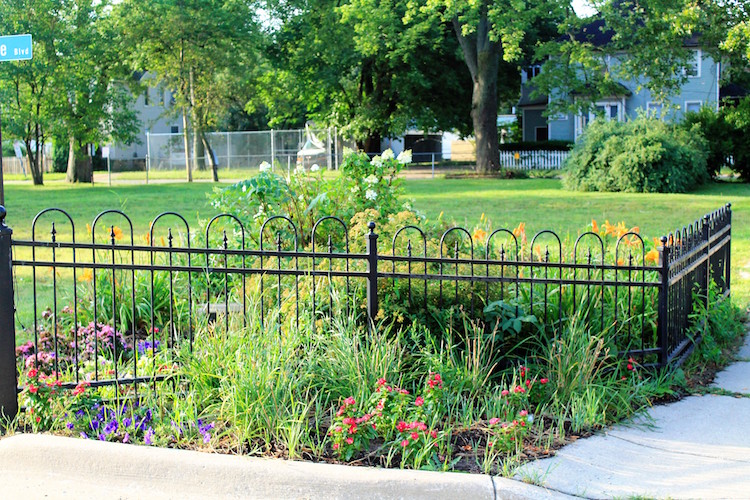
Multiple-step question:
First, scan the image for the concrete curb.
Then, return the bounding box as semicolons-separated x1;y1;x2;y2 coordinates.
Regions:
0;433;571;499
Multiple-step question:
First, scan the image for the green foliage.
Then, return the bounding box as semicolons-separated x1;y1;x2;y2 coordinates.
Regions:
564;116;709;193
687;281;745;366
684;97;750;180
499;141;573;151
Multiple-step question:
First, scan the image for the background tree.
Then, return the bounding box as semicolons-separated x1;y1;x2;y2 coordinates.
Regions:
0;0;62;185
51;0;139;183
403;0;568;173
116;0;260;181
259;0;473;152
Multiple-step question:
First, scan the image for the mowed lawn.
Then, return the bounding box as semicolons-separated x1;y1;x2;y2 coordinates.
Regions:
5;177;749;307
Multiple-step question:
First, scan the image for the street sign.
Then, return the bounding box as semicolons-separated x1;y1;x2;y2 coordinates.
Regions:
0;34;33;62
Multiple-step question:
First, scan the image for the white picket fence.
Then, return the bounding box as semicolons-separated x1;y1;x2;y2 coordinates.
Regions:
499;150;569;170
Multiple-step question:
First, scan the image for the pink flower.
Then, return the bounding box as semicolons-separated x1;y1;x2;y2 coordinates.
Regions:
346;437;354;445
333;443;339;450
376;378;387;386
540;378;549;384
344;396;355;406
519;410;528;417
401;439;409;447
430;430;437;439
396;421;407;432
489;417;501;425
414;396;424;407
501;389;509;396
411;432;419;440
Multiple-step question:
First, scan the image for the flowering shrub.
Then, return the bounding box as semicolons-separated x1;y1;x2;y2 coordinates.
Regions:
21;368;62;431
328;373;445;468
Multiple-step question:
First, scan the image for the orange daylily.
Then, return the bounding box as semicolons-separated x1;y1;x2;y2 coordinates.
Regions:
591;219;599;233
512;222;527;245
472;228;488;242
112;226;124;241
86;223;92;235
78;269;94;282
645;249;659;264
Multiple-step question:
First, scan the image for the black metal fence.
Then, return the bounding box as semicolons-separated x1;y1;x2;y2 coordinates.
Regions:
0;204;732;421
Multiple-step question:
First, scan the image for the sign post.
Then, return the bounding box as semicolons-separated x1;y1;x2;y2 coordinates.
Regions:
0;34;33;206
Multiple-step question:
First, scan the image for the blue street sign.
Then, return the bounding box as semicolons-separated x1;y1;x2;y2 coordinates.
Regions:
0;34;33;62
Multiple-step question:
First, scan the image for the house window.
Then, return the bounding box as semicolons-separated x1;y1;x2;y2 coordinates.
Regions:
525;65;542;81
535;126;548;142
171;126;179;134
647;102;663;117
575;101;622;138
143;88;150;106
685;101;702;114
683;49;701;78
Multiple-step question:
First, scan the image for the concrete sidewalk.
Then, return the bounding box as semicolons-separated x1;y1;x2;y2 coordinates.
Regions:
515;336;750;499
0;433;569;500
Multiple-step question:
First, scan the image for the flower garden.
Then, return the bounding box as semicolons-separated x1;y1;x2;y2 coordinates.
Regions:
5;150;745;475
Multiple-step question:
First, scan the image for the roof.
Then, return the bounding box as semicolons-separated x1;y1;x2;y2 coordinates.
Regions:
517;85;548;107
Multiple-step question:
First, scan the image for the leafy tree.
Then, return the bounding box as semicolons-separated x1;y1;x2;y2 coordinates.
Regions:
403;0;567;172
115;0;260;181
0;0;61;185
259;0;473;152
51;0;139;183
533;0;726;116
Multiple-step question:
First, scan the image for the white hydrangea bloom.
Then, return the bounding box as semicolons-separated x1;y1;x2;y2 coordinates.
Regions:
242;184;247;193
371;155;383;167
259;161;272;172
381;149;394;160
351;185;360;193
365;189;377;200
310;164;321;172
364;174;378;185
397;149;412;164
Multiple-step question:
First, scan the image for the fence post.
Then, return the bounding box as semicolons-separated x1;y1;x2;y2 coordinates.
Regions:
0;206;17;424
725;203;731;293
704;214;710;309
657;235;670;368
366;222;379;329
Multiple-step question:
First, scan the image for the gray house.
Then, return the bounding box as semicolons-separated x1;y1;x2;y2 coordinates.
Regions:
518;20;722;142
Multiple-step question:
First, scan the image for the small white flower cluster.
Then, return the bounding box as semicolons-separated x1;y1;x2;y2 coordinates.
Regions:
259;161;272;173
365;189;377;201
363;174;378;185
295;164;307;174
381;149;394;161
310;164;321;172
397;149;412;164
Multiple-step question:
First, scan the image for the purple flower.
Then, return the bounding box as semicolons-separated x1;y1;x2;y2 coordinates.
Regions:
123;417;132;427
123;432;130;443
80;432;88;439
66;422;74;430
144;427;155;445
98;434;106;441
104;420;118;435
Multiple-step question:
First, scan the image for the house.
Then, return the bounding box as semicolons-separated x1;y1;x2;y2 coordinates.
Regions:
107;73;182;166
518;18;724;142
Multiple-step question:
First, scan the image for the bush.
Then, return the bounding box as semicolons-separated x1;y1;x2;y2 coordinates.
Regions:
563;116;708;193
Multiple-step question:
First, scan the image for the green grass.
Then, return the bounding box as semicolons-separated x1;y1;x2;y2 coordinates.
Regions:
5;176;748;307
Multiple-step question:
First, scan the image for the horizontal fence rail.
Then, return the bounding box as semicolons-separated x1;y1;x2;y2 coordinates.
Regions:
499;150;569;170
0;204;732;420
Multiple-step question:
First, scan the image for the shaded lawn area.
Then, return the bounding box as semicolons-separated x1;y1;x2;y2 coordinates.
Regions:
4;177;748;307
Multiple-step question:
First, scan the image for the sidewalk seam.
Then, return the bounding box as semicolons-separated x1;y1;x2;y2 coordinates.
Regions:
608;433;750;463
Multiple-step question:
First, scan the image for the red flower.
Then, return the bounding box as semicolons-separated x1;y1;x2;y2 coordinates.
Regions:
333;443;339;450
346;437;354;445
411;432;419;440
525;379;531;388
27;368;38;378
401;439;409;447
501;389;509;396
344;396;355;406
627;364;633;371
430;430;437;439
414;396;424;407
348;424;357;434
29;384;38;394
396;421;407;432
519;366;526;377
540;378;549;384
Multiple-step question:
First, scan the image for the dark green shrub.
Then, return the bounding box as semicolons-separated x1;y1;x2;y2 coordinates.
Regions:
564;116;708;193
682;106;733;178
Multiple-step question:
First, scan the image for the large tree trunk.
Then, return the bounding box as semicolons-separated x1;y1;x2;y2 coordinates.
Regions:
201;131;219;182
65;137;93;183
25;131;43;185
357;133;382;154
454;15;501;173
